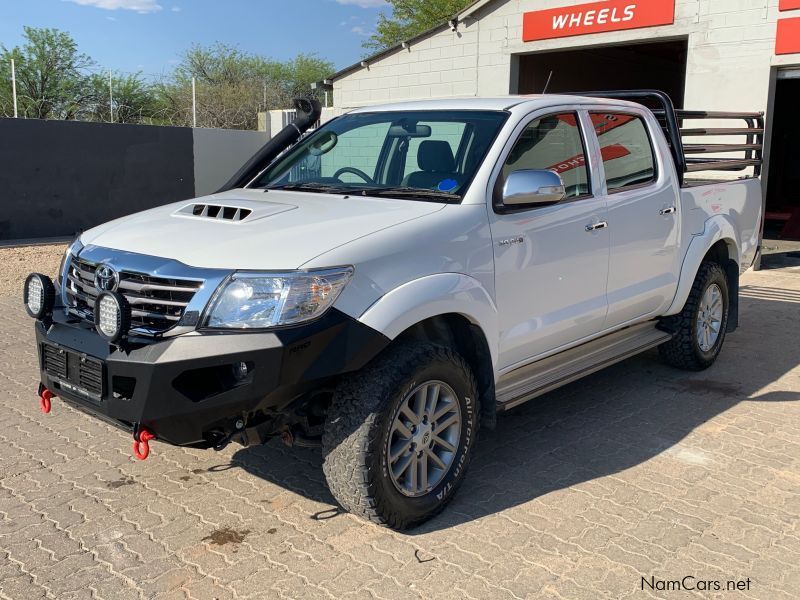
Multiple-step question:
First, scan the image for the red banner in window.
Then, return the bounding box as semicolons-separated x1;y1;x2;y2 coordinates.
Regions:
549;144;630;174
590;114;637;135
779;0;800;11
523;0;675;42
777;18;800;55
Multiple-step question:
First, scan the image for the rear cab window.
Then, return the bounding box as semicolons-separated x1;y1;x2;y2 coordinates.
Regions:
588;113;657;193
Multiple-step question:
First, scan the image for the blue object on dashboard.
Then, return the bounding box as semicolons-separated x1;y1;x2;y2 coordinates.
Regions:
437;179;458;192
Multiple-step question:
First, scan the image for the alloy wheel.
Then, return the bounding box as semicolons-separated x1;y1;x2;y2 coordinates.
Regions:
696;283;723;352
387;381;462;497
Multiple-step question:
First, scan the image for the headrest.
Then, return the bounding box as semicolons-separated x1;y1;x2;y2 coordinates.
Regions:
418;140;456;173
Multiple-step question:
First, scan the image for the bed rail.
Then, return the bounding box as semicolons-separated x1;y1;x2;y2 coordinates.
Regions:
573;90;764;186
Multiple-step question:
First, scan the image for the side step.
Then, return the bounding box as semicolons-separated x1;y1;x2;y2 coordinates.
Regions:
496;322;672;411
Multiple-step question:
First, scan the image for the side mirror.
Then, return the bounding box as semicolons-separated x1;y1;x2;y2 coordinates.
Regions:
501;170;566;207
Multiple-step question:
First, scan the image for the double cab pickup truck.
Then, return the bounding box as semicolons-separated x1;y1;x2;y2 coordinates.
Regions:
24;91;764;529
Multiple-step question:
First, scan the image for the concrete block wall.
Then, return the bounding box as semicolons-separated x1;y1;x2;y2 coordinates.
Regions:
334;24;481;107
332;0;798;116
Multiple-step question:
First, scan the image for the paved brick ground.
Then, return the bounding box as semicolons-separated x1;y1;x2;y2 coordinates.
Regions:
1;268;799;599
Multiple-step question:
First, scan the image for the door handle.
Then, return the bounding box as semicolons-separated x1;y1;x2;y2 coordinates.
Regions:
585;221;609;232
660;206;677;215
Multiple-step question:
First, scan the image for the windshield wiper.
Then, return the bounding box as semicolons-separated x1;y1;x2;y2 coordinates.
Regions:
265;182;352;194
265;183;461;203
348;187;462;203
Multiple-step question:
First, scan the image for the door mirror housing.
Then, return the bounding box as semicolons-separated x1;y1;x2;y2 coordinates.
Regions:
501;170;566;208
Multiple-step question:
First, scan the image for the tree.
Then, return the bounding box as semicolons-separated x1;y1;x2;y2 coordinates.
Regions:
0;26;94;119
83;72;159;124
0;28;333;129
156;44;334;130
364;0;475;52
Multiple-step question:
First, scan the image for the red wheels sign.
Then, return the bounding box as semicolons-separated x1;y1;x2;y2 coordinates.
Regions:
777;0;800;55
776;18;800;55
523;0;676;42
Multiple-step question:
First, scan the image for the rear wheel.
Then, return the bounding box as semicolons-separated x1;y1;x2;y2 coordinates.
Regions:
659;262;730;371
322;343;479;530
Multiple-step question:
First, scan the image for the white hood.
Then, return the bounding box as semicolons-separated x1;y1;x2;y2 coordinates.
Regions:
81;189;445;270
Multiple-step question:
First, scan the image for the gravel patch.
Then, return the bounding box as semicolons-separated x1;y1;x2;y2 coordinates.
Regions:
0;244;66;298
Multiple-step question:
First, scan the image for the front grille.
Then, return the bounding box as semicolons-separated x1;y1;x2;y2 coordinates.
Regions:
64;256;204;334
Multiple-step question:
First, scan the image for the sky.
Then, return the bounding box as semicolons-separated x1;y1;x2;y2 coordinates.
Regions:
0;0;388;78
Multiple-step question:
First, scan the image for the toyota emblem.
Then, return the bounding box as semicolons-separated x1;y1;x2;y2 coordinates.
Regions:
94;265;119;292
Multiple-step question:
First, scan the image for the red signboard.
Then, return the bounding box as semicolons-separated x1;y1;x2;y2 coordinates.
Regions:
523;0;675;42
777;17;800;55
779;0;800;11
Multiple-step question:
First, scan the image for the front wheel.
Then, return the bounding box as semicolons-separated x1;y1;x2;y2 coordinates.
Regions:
322;343;479;530
659;261;730;371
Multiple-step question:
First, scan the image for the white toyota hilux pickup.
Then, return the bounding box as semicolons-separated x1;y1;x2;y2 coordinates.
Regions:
25;92;764;529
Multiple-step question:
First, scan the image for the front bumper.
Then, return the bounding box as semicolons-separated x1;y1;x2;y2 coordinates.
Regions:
35;309;389;447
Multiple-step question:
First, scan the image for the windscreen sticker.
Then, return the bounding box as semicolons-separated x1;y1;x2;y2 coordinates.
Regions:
437;179;459;192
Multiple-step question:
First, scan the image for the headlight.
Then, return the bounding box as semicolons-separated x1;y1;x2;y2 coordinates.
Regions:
205;267;354;329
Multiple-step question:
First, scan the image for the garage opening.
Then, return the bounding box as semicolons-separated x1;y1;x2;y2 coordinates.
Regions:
760;71;800;268
515;40;689;108
765;73;800;242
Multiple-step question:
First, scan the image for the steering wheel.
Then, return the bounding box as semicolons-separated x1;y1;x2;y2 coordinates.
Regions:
333;167;373;184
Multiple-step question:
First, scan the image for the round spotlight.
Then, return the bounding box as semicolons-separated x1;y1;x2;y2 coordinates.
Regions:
24;274;56;320
94;291;131;343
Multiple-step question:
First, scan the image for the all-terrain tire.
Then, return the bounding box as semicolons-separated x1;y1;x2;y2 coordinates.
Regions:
659;261;730;371
322;342;479;530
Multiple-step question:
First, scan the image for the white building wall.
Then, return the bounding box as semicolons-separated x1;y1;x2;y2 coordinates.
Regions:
333;0;800;115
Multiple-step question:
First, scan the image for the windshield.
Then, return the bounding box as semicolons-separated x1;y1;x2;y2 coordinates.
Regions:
250;110;508;201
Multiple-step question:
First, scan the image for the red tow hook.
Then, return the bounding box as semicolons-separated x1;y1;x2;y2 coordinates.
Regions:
133;429;156;460
39;388;55;414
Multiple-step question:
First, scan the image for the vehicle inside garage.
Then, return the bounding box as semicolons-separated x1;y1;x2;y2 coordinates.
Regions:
514;40;689;108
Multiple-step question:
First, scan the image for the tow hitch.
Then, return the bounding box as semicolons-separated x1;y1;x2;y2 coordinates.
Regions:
38;385;54;414
133;428;156;460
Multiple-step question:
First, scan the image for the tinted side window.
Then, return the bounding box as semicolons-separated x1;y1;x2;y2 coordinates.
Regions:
502;113;590;199
589;113;656;192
